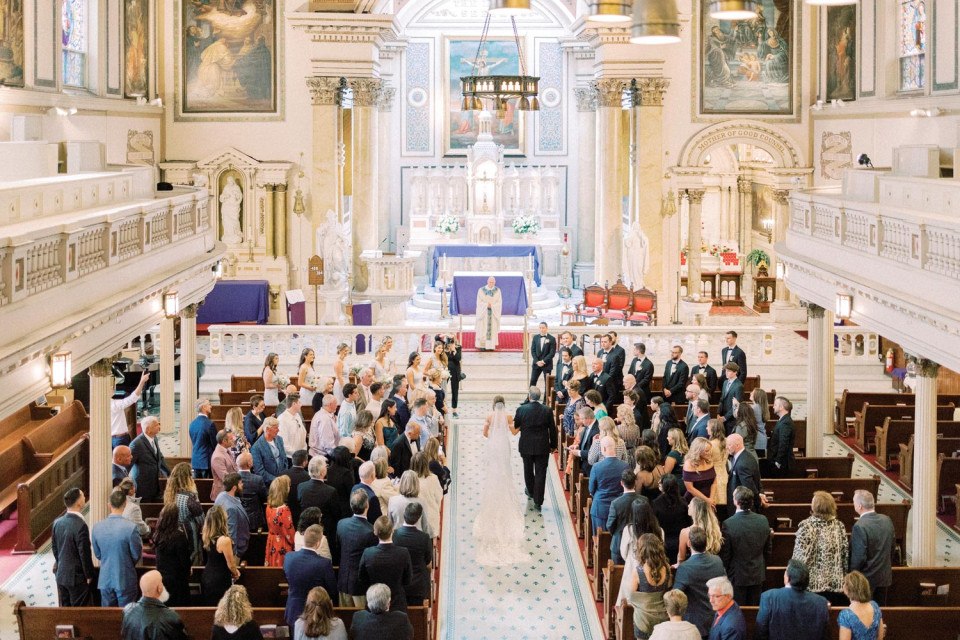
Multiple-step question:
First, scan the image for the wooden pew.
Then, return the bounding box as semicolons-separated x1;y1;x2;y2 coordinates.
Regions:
16;602;432;640
158;477;214;499
763;566;960;606
876;419;960;470
21;400;88;464
836;390;960;434
593;529;612;601
211;403;251;421
898;436;960;489
793;455;854;478
764;500;910;558
232;375;265;392
856;403;957;453
938;454;960;513
762;476;880;503
0;399;55;516
136;566;289;607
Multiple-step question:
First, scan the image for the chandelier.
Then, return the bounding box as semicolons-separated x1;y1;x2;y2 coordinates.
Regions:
460;14;540;119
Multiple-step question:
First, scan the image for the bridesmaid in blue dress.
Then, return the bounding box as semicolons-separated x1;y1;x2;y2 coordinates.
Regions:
838;571;884;640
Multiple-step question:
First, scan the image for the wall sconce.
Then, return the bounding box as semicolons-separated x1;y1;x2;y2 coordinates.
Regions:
660;190;677;217
163;291;179;318
775;261;785;280
835;293;852;319
51;351;72;388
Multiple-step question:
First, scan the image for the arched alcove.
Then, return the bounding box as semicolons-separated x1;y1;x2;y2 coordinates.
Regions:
677;119;805;169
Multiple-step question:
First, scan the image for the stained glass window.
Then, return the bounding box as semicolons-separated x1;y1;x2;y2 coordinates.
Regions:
61;0;87;88
899;0;926;91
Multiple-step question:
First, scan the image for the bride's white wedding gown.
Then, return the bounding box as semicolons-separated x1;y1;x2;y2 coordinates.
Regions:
472;405;530;566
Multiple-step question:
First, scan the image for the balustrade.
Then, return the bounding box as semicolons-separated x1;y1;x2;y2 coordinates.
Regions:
812;204;835;240
925;227;960;279
74;226;107;277
879;218;914;264
841;210;871;251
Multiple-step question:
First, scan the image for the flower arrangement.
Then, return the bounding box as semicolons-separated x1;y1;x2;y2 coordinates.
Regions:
709;244;734;257
436;214;460;234
275;373;290;388
512;214;540;236
349;364;364;378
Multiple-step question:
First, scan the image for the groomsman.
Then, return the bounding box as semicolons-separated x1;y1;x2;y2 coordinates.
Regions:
662;345;689;404
559;331;583;358
719;363;744;430
597;334;624;406
529;322;557;390
690;351;719;393
722;331;748;383
554;348;574;404
589;360;612;405
628;343;654;402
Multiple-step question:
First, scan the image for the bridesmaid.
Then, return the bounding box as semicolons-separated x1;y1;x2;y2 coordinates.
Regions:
298;348;317;406
405;352;424;393
262;352;280;406
332;342;351;403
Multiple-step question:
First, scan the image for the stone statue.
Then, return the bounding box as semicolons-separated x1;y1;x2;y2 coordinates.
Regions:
219;175;243;245
622;223;650;289
315;209;349;288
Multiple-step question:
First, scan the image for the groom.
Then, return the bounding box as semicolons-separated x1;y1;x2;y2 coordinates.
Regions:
511;387;557;512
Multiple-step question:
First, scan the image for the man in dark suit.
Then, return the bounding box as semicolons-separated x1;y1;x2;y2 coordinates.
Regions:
755;559;829;640
130;415;169;502
589;359;612;405
672;526;727;638
280;449;310;525
389;421;421;477
570;406;600;478
726;434;765;515
721;331;748;383
530;322;557;390
337;490;379;607
766;396;795;478
690;351;719;393
283;524;337;627
718;363;743;433
358;516;413;612
605;469;639;564
510;387;557;512
589;437;630;532
236;452;267;532
188;398;217;479
391;377;411;431
850;489;896;604
350;584;414;640
600;333;626;406
688;399;710;441
112;445;132;488
559;330;583;358
353;461;384;524
662;345;690;403
706;576;747;640
51;488;95;606
554;347;574;404
300;456;342;557
250;417;289;485
392;502;433;607
629;342;655;402
720;487;772;606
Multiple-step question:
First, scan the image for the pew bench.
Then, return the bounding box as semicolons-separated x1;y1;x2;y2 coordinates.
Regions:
762;476;880;504
794;455;854;478
21;400;88;464
855;403;956;454
876;420;960;470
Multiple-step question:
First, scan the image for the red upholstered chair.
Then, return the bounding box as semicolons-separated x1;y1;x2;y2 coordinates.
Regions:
577;284;607;320
627;288;657;326
602;279;632;325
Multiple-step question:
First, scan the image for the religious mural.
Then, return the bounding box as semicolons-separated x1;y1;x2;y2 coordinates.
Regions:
124;0;149;97
445;37;523;155
699;0;795;116
751;182;774;236
826;5;855;101
0;0;23;87
179;0;277;116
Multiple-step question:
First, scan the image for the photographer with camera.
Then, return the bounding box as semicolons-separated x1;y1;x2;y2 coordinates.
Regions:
442;334;463;418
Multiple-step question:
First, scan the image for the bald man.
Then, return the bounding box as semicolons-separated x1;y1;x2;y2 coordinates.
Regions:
726;433;765;515
120;570;186;640
588;436;629;532
113;445;132;488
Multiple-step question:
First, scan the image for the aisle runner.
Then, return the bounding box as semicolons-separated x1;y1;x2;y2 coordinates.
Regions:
437;402;603;639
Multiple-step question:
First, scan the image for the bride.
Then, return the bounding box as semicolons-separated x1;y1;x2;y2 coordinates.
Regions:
472;395;529;566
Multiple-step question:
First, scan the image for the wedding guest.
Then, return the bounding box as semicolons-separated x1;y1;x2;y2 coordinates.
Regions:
211;429;239;501
388;471;431;536
116;478;150;537
376;400;400;448
766;396;795;477
293;508;331;559
120;570;186;640
92;489;143;607
792;491;849;605
652;475;690;563
189;399;217;479
352;461;384;524
720;487;772;606
619;496;664;567
366;382;386;418
214;473;250;559
618;533;671;640
211;585;262;640
672;527;727;638
201;506;241;606
617;403;641;452
152;503;192;607
279;393;308;460
608;469;639;565
251;417;289;485
570;355;593;397
588;418;629;465
299;457;341;558
838;571;885;640
282;450;311;525
130;415;169;502
237;452;267;532
244;395;267;445
284;525;337;629
648;590;701;640
850;490;895;605
392;502;433;607
663;428;688;478
706;576;746;640
708;420;729;514
677;497;723;565
733;402;760;455
756;560;830;640
562;380;585;437
113;445;132;487
349;584;413;640
111;370;149;449
634;446;663;500
294;587;348;640
357;516;414;612
51;488;95;607
682;438;716;506
163;463;205;565
265;475;296;567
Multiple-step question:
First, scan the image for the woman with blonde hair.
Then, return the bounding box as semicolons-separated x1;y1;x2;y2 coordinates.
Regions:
793;491;849;604
423;436;451;493
370;451;399;510
388;470;432;536
212;585;260;639
588;417;628;465
201;505;240;605
569;355;592;396
265;475;295;567
332;342;351;403
617;403;641;451
839;571;885;640
707;419;728;510
411;452;443;539
681;437;716;506
618;533;671;639
662;428;688;478
224;406;249;455
163;462;205;565
295;586;348;640
676;496;723;563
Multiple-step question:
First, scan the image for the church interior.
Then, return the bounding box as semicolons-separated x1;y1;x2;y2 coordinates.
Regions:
2;0;960;637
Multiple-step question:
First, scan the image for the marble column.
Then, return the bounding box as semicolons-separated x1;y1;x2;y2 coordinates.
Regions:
306;77;344;227
159;314;175;434
88;358;114;524
686;189;705;298
263;184;275;258
377;88;396;252
349;78;382;292
574;87;597;285
637;79;668;296
273;184;288;257
593;78;625;286
738;177;754;300
912;357;940;565
804;303;834;457
179;304;198;458
772;189;791;302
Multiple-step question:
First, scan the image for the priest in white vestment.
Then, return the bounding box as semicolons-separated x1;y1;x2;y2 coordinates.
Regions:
475;276;502;351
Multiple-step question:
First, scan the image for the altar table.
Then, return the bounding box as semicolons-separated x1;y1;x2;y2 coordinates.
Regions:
432;245;541;286
450;271;528;316
197;279;270;324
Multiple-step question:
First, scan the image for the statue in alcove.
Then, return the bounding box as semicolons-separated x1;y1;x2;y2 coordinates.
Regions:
219;174;243;245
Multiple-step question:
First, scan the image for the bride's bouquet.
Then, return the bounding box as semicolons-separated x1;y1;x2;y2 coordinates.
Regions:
275;373;290;388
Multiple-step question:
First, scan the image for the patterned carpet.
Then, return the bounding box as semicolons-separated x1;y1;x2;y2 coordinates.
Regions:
438;401;604;639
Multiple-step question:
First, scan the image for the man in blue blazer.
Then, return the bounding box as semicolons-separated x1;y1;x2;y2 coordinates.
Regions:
755;559;829;640
51;488;95;606
188;398;217;478
391;377;411;430
91;490;143;606
673;527;727;638
718;363;743;433
357;516;413;613
688;399;711;441
337;490;379;607
283;524;337;627
352;461;383;524
571;406;600;478
706;576;747;640
250;417;289;485
588;437;630;532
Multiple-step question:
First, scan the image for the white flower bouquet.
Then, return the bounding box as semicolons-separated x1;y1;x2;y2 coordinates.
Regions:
436;214;460;234
512;214;540;236
276;373;290;388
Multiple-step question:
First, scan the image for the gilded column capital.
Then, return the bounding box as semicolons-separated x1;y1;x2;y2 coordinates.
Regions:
574;86;598;112
910;357;940;378
806;302;825;319
349;78;384;107
307;76;343;106
89;358;114;378
377;86;396;112
274;183;288;192
772;189;791;205
591;78;626;108
637;77;669;107
181;303;199;319
686;189;705;205
737;176;751;194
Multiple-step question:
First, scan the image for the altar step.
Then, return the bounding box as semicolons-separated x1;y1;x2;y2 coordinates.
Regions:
410;285;564;312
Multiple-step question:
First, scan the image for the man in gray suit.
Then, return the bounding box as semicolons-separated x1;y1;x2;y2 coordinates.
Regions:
720;487;772;606
129;416;169;502
673;526;727;638
850;489;896;605
92;489;143;606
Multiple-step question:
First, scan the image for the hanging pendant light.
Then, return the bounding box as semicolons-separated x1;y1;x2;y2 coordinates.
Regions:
805;0;857;5
587;0;632;23
707;0;758;20
631;0;681;44
460;15;540;119
489;0;531;16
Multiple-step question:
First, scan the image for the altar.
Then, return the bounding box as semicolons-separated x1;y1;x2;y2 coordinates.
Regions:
431;245;540;286
450;271;528;316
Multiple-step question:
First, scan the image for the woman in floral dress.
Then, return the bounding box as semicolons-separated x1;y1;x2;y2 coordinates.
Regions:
264;475;295;567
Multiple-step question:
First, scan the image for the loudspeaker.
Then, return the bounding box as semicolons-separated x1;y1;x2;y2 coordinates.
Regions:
396;226;410;255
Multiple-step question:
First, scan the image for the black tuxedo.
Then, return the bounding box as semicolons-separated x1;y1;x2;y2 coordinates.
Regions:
514;400;557;508
590;371;612;405
554;359;573;403
530;333;557;387
358;543;413;611
336;515;378;596
719;376;744;428
721;345;748;382
727;449;763;515
662;359;690;403
606;492;639;564
578;420;601;478
690;363;718;393
298;479;341;557
389;435;418;477
606;345;626;380
721;509;772;605
393;524;433;605
767;414;795;477
130;432;169;502
630;356;655;402
51;512;95;606
350;609;413;640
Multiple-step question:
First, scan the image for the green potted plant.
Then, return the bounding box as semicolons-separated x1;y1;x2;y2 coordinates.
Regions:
745;249;770;276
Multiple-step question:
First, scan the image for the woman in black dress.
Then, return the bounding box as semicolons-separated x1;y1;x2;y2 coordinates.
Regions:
152;503;192;607
201;506;240;606
651;474;691;563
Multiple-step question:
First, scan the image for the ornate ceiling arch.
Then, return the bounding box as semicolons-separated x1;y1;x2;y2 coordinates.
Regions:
676;120;805;169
